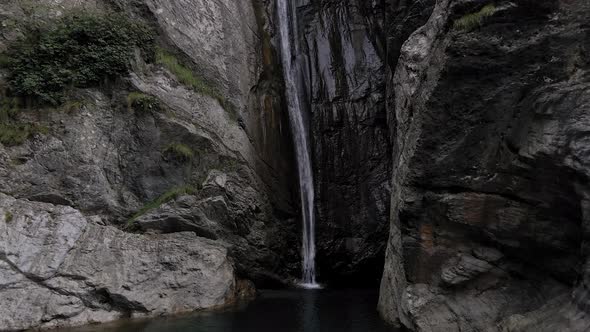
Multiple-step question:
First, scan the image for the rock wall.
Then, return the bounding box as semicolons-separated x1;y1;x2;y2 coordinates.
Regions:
2;0;590;330
0;0;299;279
0;0;297;329
291;0;392;285
378;0;590;331
0;194;237;330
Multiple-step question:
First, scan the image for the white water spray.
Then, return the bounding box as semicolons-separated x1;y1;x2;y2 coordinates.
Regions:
276;0;319;288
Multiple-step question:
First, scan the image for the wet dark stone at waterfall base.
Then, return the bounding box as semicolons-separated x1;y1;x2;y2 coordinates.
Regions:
56;289;396;332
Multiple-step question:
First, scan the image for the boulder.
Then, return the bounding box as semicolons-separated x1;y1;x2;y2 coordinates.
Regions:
0;194;237;330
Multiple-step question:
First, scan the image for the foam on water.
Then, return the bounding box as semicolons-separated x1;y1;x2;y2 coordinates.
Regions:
298;282;323;290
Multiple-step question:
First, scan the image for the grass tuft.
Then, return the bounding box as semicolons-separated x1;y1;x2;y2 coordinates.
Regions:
0;123;49;146
453;4;496;31
0;97;48;146
126;186;196;226
155;48;236;117
5;211;13;223
0;97;20;121
126;92;160;113
163;143;194;162
60;100;85;113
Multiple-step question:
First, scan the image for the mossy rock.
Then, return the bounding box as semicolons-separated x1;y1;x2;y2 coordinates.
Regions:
127;92;161;113
163;143;194;162
0;97;49;146
454;4;497;31
155;48;237;119
0;123;48;146
126;185;197;227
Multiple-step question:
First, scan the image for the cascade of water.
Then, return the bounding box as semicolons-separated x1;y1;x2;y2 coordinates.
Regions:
276;0;319;288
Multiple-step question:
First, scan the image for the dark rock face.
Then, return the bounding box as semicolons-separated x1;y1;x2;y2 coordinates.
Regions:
291;0;392;285
286;0;437;286
379;0;590;330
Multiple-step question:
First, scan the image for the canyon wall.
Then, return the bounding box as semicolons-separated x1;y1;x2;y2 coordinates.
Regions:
1;0;590;330
378;0;590;331
0;0;297;329
292;0;392;285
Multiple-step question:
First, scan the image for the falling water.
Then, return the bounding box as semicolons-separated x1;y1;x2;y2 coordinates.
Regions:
276;0;319;288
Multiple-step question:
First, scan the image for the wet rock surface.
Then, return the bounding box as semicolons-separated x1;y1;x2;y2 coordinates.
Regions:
292;0;392;286
287;0;437;286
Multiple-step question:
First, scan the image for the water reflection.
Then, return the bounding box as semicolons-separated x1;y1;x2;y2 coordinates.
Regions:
58;289;397;332
301;290;319;332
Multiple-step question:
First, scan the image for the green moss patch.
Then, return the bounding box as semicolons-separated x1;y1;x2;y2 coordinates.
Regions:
454;4;496;31
0;54;11;68
0;97;48;146
0;97;20;121
127;92;160;113
59;100;86;113
0;123;48;146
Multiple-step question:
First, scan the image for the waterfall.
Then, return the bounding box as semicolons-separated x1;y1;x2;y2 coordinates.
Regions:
276;0;319;288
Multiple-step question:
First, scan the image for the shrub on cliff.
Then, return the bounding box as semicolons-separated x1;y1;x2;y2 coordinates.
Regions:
4;11;154;105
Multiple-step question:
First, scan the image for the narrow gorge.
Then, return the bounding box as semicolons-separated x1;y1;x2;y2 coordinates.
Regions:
0;0;589;331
